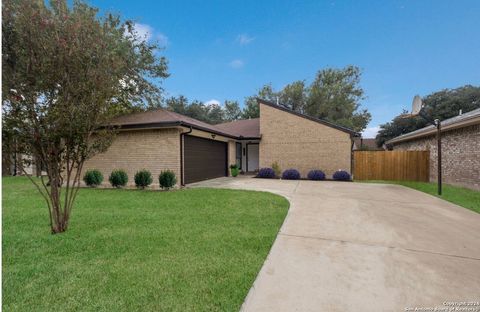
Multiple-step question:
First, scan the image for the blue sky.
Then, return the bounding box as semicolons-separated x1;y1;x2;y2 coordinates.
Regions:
92;0;480;137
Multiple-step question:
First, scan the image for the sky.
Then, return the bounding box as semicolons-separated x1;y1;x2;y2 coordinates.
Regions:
91;0;480;137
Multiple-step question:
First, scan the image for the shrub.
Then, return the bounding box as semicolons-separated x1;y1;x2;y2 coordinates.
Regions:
83;169;103;187
307;170;326;181
282;169;301;180
109;169;128;188
333;170;351;181
271;161;281;177
257;167;276;179
230;164;239;177
159;170;177;190
134;169;153;189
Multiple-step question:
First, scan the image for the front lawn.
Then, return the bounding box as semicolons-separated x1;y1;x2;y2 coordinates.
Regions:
2;177;289;311
360;180;480;213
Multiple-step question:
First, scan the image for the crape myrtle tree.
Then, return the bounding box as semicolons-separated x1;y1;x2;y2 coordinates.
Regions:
2;0;168;233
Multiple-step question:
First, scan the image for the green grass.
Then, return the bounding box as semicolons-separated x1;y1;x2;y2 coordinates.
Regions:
2;177;289;311
360;180;480;213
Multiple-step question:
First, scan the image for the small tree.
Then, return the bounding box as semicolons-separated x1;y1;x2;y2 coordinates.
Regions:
2;0;168;233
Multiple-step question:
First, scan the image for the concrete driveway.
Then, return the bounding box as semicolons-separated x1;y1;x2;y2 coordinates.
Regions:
189;177;480;312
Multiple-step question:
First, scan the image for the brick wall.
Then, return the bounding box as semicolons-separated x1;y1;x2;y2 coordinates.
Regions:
227;140;236;176
259;103;352;178
83;128;181;187
392;124;480;190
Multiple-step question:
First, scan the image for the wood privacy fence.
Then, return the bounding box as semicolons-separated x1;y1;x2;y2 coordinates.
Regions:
354;151;429;181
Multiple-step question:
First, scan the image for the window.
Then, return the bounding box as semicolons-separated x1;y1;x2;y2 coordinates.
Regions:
236;142;242;169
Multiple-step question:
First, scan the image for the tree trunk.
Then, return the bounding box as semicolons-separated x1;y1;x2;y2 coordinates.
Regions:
48;165;70;234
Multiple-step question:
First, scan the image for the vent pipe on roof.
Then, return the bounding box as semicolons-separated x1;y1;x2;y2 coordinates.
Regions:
276;96;279;105
459;109;463;115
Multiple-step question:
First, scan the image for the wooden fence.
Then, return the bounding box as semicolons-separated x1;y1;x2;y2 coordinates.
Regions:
354;151;429;181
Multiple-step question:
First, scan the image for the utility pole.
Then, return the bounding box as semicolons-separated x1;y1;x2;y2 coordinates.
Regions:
435;119;442;195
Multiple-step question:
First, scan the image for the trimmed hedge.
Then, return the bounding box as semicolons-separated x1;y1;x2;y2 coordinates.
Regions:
333;170;351;181
83;169;103;187
109;169;128;188
307;170;326;181
159;170;176;190
134;169;153;189
282;169;300;180
257;168;276;179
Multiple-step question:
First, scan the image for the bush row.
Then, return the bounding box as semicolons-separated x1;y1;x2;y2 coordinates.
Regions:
257;168;351;181
83;169;176;189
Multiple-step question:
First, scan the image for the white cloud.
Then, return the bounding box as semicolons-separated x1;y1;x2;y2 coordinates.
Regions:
132;23;169;46
229;59;244;69
133;23;153;41
156;33;169;47
205;99;221;106
362;126;380;138
236;34;255;45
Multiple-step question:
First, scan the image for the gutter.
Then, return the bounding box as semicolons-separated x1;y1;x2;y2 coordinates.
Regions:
179;125;193;186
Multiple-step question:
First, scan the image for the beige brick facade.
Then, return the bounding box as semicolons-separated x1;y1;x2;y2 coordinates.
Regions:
81;104;354;184
228;140;236;176
83;128;181;187
259;103;352;178
392;124;480;190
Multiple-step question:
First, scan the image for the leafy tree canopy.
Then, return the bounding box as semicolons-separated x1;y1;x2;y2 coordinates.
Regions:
240;66;371;132
2;0;168;233
241;84;277;119
164;96;233;124
376;85;480;147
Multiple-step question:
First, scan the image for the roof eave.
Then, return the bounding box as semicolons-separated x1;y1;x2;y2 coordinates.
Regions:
386;115;480;145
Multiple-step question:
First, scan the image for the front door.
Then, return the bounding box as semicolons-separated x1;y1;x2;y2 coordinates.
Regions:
247;144;259;172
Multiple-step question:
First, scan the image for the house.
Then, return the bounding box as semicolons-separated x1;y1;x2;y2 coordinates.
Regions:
386;108;480;190
352;138;384;151
82;98;358;186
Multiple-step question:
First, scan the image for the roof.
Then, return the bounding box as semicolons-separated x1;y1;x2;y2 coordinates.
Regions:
386;108;480;145
353;138;383;150
110;108;240;139
215;118;260;138
109;98;360;139
257;98;359;136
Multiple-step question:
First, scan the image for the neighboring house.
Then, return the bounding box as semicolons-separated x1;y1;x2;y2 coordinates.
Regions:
353;138;384;151
386;108;480;190
82;98;358;186
2;153;40;177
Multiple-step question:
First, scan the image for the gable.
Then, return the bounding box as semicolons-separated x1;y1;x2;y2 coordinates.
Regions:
257;99;357;135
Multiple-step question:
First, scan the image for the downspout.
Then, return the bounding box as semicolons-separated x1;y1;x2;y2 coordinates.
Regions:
350;134;356;178
180;125;193;186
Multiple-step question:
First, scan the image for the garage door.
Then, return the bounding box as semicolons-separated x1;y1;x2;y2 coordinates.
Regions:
184;135;227;184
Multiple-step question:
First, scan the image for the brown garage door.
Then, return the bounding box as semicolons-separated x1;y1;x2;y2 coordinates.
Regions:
184;135;227;184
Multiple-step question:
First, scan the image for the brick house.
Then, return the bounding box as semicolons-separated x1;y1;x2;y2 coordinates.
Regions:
386;108;480;190
82;98;358;186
